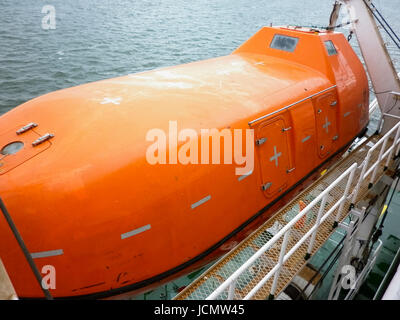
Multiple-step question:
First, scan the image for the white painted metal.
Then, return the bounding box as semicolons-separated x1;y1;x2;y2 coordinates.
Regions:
351;120;400;203
270;228;292;298
382;258;400;300
369;97;379;115
342;0;400;134
307;196;328;255
328;1;342;29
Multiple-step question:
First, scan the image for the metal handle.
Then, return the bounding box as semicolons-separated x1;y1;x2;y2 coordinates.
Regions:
256;137;267;146
32;133;54;147
16;123;38;135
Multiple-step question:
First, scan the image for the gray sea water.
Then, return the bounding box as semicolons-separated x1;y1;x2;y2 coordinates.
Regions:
0;0;399;116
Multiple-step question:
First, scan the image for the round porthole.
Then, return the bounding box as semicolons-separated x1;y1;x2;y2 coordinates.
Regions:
1;141;24;155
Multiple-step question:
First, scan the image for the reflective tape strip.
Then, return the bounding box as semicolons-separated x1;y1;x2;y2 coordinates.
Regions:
31;249;63;259
121;224;151;240
238;170;253;182
301;135;311;143
191;195;211;209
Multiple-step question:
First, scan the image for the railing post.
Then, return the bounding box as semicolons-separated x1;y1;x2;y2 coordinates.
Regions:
227;279;237;300
352;151;371;204
269;228;291;300
385;125;400;168
334;166;356;226
370;137;389;187
395;128;400;157
305;195;327;260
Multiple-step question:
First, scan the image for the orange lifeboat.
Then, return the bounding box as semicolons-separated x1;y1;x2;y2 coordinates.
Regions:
0;26;369;298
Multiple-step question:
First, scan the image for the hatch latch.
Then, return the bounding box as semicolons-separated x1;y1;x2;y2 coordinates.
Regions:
32;133;54;147
256;137;267;146
16;123;38;135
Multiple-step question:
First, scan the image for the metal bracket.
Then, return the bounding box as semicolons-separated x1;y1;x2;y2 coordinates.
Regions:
338;222;351;231
32;133;54;147
330;101;337;106
282;127;292;132
350;208;364;218
261;182;272;191
286;167;296;173
255;137;267;146
16;123;38;135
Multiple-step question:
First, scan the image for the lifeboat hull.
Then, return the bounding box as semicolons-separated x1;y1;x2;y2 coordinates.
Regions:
0;27;369;298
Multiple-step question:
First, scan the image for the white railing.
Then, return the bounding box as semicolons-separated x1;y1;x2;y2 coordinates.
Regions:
351;119;400;203
207;119;400;300
369;97;379;115
206;163;358;300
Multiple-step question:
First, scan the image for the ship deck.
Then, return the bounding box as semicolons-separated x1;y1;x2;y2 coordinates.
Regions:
0;258;17;300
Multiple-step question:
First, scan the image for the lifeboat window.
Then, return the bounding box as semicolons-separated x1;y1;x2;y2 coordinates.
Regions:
270;34;299;52
1;141;24;155
325;40;337;56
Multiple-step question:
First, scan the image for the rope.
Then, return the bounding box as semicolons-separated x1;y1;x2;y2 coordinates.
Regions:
363;0;400;50
297;21;352;31
370;1;400;44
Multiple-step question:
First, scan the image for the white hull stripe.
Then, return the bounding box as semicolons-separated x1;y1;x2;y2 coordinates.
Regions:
121;224;151;240
301;135;311;143
191;195;211;209
31;249;64;259
238;170;253;181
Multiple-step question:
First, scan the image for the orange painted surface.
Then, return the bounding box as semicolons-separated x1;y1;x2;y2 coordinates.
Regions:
295;200;308;230
0;27;368;298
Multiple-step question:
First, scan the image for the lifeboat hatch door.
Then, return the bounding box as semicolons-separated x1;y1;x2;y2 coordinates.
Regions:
256;117;291;198
0;125;52;175
313;91;338;158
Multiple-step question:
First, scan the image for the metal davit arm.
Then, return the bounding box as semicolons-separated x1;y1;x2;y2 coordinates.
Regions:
340;0;400;134
0;198;53;300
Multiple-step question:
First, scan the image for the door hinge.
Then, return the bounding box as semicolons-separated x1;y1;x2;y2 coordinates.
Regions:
32;133;54;147
256;137;267;146
261;182;272;191
16;122;38;135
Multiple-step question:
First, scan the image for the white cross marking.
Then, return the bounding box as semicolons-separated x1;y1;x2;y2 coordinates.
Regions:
269;146;282;167
323;117;331;134
100;97;122;105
